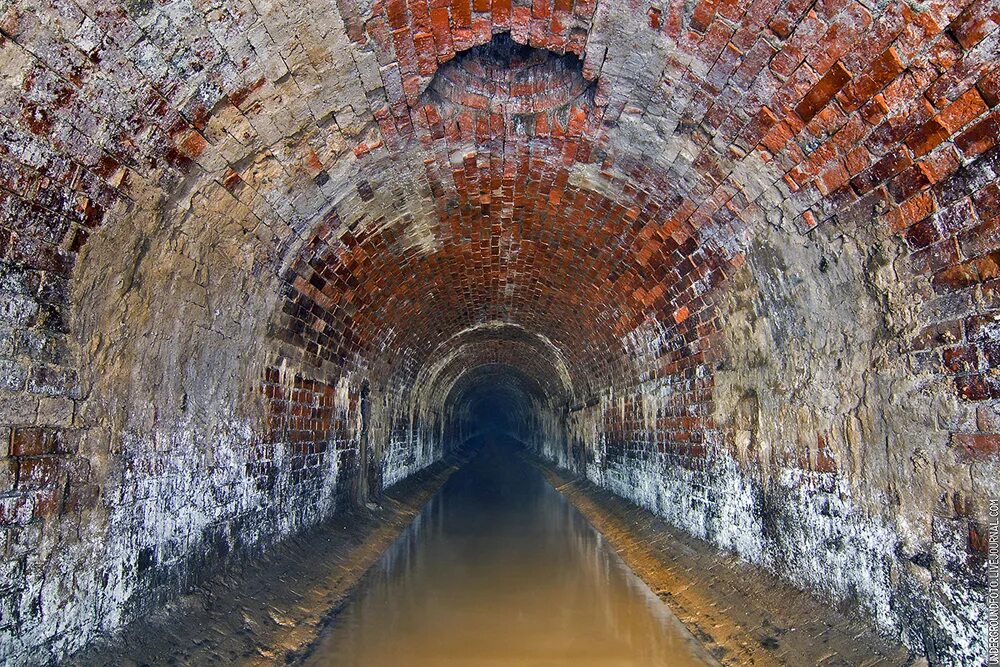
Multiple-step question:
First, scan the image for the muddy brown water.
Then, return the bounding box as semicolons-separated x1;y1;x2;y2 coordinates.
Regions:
303;442;714;666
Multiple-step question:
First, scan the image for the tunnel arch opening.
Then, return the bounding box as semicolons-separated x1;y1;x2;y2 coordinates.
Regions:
446;364;547;446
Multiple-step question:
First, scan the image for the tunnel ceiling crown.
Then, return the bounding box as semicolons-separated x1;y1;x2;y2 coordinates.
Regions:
272;27;721;412
425;32;595;113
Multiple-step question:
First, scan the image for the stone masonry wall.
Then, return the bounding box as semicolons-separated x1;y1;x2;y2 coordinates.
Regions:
543;185;995;664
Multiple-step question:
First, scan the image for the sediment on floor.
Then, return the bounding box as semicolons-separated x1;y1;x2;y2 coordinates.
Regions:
530;455;919;667
69;455;468;667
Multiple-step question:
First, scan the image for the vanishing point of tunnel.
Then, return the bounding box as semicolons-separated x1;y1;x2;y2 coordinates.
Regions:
0;0;998;665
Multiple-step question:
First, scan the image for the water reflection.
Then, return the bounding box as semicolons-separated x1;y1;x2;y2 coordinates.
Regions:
304;441;713;666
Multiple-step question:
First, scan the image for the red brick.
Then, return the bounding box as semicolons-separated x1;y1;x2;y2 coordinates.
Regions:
978;69;1000;108
956;374;1000;401
917;145;962;185
648;7;662;30
430;7;454;56
889;163;931;202
886;191;936;232
905;117;950;157
690;0;718;32
942;345;980;373
9;428;58;456
959;215;1000;259
951;433;1000;460
967;313;1000;342
175;129;207;159
817;162;850;194
851;148;912;194
974;251;1000;282
492;0;512;25
954;111;1000;158
936;197;977;237
532;0;552;20
16;457;61;490
385;0;408;29
452;0;472;28
948;1;1000;50
926;33;963;73
905;217;941;249
768;0;813;39
911;320;962;351
839;47;904;112
413;32;438;74
939;88;989;132
933;260;980;290
973;182;1000;223
33;488;64;519
859;94;890;125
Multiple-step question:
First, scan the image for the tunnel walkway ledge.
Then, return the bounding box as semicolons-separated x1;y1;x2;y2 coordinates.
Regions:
526;454;921;667
68;451;472;667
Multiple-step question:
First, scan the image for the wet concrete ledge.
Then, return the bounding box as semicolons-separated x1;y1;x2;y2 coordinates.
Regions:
69;454;469;666
530;456;921;667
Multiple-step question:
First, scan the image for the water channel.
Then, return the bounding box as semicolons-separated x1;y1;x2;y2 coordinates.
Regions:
304;440;713;666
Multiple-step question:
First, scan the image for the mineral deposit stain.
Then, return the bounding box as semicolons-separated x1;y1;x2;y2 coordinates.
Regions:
304;441;713;666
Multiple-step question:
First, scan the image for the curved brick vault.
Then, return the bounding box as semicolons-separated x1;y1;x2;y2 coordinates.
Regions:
0;0;997;663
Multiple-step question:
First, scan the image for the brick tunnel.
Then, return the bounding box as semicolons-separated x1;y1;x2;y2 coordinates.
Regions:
0;0;997;664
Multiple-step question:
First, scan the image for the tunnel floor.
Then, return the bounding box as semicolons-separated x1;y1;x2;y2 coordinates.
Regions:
302;441;714;666
70;442;911;666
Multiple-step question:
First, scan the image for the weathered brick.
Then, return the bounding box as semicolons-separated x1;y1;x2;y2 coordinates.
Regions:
9;429;53;457
977;403;1000;431
839;47;904;112
956;374;1000;401
15;457;61;490
905;217;940;249
978;69;1000;108
938;88;989;132
888;163;931;202
948;1;1000;49
954;111;1000;158
886;191;936;232
951;433;1000;460
0;496;32;527
851;148;912;194
0;459;15;492
905;117;950;157
794;62;852;124
942;345;980;373
911;320;963;351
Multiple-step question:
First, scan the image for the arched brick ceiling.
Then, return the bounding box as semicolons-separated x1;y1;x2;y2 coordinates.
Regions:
286;0;996;412
270;17;740;402
1;0;997;406
272;138;731;401
427;32;593;113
